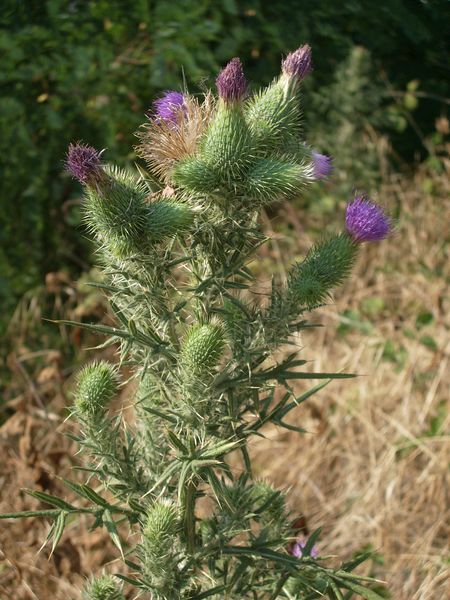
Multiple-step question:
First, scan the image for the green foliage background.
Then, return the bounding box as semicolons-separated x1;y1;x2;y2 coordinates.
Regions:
1;0;449;331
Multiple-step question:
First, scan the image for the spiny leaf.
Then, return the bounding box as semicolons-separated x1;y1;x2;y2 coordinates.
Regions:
25;490;76;511
103;509;124;558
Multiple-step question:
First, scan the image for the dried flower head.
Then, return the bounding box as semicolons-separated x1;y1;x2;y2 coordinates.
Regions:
66;143;103;184
216;58;247;102
312;151;333;179
346;196;391;242
153;91;186;123
137;93;215;183
290;536;319;559
282;44;313;80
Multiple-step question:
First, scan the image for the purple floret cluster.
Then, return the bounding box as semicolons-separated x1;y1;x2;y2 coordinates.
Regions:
153;91;185;123
66;143;102;184
290;536;319;559
346;196;391;242
216;58;247;102
312;151;333;180
282;44;312;81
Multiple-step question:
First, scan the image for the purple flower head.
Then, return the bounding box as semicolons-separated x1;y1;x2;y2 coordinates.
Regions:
290;536;319;559
312;151;333;180
282;44;313;81
153;91;186;123
346;196;391;242
216;58;247;102
66;143;103;184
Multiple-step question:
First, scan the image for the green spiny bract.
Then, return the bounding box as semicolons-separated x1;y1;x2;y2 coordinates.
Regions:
180;320;226;380
286;232;358;310
172;155;221;195
246;77;302;153
85;167;193;258
82;574;125;600
75;360;118;418
244;156;313;204
4;46;390;600
251;480;287;525
141;500;185;596
200;102;255;183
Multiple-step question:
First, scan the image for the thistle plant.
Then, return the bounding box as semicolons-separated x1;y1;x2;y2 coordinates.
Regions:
2;45;391;599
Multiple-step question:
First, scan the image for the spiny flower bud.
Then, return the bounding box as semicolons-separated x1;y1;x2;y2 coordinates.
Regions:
244;157;313;204
172;156;221;194
146;200;193;243
66;143;103;184
288;233;358;309
282;44;313;81
75;361;118;417
142;500;180;591
153;91;186;124
346;196;391;242
216;57;247;102
144;499;179;541
251;480;286;523
180;321;226;378
312;151;333;180
82;574;125;600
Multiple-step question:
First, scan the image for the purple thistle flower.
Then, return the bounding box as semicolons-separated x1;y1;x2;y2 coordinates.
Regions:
66;143;103;184
153;91;185;123
216;58;247;102
282;44;313;81
346;196;391;242
290;536;319;559
312;151;333;180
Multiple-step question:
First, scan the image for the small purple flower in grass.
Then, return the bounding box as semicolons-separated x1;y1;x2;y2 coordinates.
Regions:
66;143;102;184
312;151;333;180
346;196;391;242
291;536;319;559
216;58;247;102
153;91;185;123
282;44;313;81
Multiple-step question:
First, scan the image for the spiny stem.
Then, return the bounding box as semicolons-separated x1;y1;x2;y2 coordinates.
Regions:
183;477;198;554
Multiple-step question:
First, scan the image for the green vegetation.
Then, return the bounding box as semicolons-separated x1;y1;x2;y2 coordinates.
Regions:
0;0;448;330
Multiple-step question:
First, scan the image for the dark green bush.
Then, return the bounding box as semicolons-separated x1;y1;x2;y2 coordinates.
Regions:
0;0;448;332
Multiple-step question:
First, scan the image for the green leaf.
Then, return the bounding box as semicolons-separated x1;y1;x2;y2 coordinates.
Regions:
115;573;146;588
189;585;227;599
62;479;111;509
103;509;124;558
141;405;178;423
333;579;385;600
49;511;67;557
302;527;321;556
25;490;76;511
167;430;189;455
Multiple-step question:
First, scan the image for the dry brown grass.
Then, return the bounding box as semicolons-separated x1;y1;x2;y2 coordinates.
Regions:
1;150;449;599
253;153;450;599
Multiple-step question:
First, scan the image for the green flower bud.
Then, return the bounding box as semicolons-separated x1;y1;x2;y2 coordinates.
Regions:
201;103;255;183
180;320;226;379
85;167;192;258
246;78;301;152
172;156;221;195
85;166;150;258
82;574;124;600
251;480;286;524
142;500;180;591
146;200;193;243
75;361;118;418
288;233;358;309
244;157;312;204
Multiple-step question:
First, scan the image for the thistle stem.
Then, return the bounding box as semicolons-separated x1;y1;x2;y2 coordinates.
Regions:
183;477;198;554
